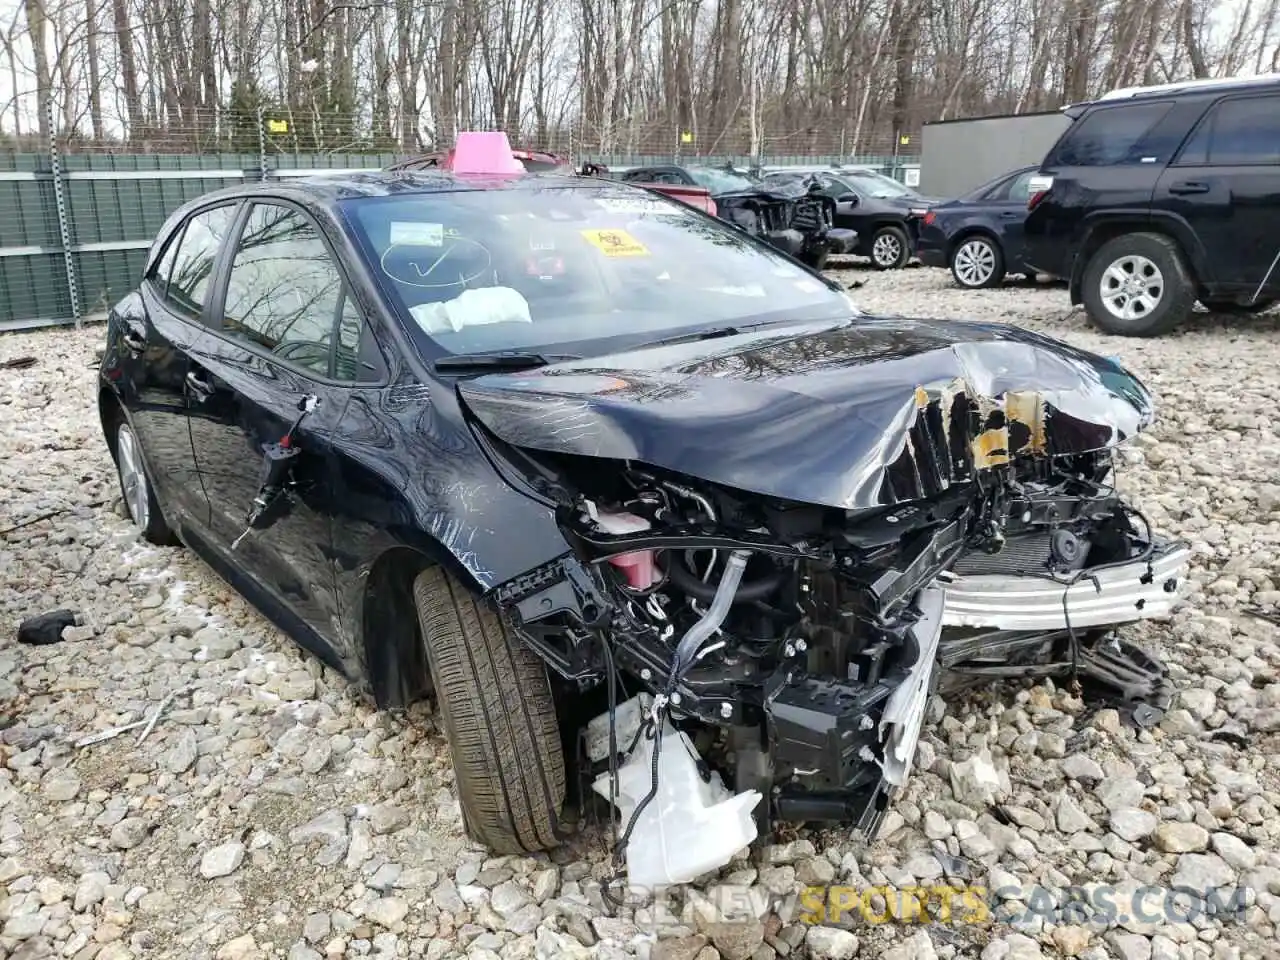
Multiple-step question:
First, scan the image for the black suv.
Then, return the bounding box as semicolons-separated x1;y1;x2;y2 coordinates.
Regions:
1024;75;1280;336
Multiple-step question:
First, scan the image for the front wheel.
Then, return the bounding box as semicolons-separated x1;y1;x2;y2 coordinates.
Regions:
1080;232;1195;337
870;225;911;270
800;248;830;272
412;566;566;854
950;236;1005;288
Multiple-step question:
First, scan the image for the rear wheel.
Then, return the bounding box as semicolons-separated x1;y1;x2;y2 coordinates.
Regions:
1201;297;1277;314
412;566;565;854
113;419;178;545
1081;232;1194;337
870;225;911;270
950;235;1005;288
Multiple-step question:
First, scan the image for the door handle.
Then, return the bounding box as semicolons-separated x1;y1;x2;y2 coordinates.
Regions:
121;330;146;353
185;369;214;399
1169;181;1210;195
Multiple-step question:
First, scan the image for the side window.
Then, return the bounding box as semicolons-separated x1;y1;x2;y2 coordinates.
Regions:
1051;102;1174;166
165;205;237;319
221;202;355;379
623;169;654;182
981;175;1016;201
1003;171;1035;201
333;294;384;382
148;227;184;292
221;203;382;382
1176;95;1280;166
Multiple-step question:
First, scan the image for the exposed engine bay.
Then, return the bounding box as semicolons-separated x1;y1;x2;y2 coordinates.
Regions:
493;443;1188;886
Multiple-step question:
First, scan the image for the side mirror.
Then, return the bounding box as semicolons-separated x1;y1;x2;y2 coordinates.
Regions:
838;193;858;206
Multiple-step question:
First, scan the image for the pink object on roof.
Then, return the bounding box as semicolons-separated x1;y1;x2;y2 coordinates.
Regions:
450;131;525;175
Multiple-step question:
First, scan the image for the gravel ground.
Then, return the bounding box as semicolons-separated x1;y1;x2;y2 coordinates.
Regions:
3;264;1280;960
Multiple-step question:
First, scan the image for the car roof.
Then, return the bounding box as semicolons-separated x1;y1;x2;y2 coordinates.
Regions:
1068;72;1280;112
178;170;606;209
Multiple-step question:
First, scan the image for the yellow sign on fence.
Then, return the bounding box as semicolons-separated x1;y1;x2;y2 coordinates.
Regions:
267;119;289;134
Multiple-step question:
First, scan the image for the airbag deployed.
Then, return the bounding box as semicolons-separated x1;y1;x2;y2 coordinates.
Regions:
410;286;532;335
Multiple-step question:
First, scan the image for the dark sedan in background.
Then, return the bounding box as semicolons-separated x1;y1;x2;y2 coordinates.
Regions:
761;166;943;270
915;165;1042;288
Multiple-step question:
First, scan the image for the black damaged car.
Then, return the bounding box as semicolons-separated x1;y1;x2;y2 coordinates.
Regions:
612;163;857;270
98;137;1190;881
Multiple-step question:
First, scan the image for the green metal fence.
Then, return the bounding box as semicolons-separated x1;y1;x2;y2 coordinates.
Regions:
0;148;918;332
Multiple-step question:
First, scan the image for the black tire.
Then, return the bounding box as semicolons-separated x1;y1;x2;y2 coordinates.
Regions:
1080;232;1195;337
801;249;830;272
1201;297;1277;315
949;234;1006;289
412;566;565;854
112;418;178;546
870;224;911;270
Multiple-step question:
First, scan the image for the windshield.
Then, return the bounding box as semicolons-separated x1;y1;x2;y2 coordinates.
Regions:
341;184;856;360
687;167;758;193
844;170;918;199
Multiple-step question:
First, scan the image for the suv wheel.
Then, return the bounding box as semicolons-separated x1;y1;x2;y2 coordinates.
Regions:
870;225;910;270
950;236;1005;288
1081;233;1194;336
412;566;565;854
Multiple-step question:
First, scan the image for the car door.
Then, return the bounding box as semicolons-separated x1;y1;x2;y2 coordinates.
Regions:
117;202;241;531
1153;91;1280;297
184;199;366;646
980;169;1036;267
819;174;865;229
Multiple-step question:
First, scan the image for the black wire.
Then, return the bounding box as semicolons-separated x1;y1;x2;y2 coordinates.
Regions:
602;669;678;911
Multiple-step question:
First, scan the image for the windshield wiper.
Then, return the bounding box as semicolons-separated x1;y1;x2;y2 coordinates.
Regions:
433;350;581;372
631;317;806;351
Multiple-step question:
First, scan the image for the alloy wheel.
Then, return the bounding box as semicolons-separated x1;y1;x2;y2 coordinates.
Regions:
117;423;151;531
873;232;902;267
1099;254;1164;322
954;240;996;286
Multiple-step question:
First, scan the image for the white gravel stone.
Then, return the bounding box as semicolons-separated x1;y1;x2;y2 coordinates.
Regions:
4;270;1279;960
199;841;246;879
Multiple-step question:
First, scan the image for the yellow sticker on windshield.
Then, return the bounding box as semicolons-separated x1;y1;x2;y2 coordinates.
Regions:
581;228;649;257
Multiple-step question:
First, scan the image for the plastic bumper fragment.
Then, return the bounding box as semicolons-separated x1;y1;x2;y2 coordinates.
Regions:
592;712;761;889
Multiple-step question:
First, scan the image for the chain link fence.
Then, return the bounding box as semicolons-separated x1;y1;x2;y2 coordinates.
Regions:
1;103;920;332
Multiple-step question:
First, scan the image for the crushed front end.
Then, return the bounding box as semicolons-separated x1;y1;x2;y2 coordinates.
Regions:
468;327;1191;885
716;183;856;268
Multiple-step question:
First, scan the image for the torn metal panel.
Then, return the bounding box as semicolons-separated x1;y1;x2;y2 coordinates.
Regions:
456;315;1154;511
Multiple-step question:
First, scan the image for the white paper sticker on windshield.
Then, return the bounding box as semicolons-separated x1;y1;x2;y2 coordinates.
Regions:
595;197;671;215
711;284;766;297
389;221;443;246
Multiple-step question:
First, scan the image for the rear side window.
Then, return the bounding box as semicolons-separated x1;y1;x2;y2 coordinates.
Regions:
984;170;1035;201
165;205;237;319
1175;95;1280;165
1051;102;1173;166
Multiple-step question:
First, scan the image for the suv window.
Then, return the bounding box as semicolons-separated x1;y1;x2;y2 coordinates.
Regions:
164;205;237;318
1051;102;1173;166
1176;95;1280;166
221;202;378;382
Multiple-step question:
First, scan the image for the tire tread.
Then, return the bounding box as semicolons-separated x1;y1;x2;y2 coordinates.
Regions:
412;566;564;854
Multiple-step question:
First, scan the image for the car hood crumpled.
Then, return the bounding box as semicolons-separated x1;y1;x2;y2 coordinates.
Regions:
455;315;1155;510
